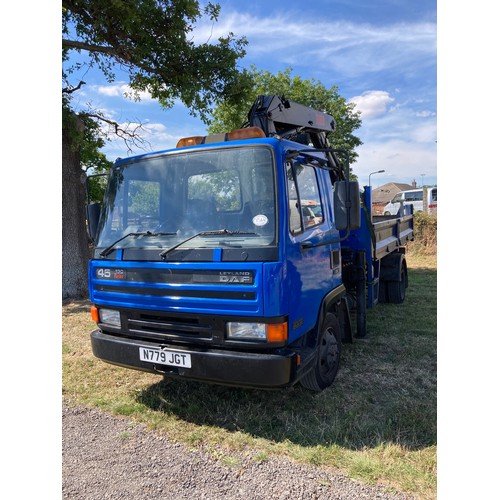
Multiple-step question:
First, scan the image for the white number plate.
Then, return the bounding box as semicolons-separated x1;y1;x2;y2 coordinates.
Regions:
139;347;192;368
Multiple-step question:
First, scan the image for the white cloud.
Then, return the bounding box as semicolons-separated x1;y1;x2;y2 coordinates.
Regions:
410;122;437;143
353;139;437;186
94;84;125;97
349;93;437;185
349;90;395;118
193;12;436;77
416;110;436;117
93;83;154;102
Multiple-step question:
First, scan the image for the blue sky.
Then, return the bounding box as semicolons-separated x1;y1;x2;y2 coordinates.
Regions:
65;0;437;188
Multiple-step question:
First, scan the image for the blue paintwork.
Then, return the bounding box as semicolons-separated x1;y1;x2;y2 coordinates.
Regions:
89;260;266;315
89;137;349;341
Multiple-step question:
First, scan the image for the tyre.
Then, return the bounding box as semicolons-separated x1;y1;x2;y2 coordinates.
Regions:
384;211;391;216
300;313;342;392
387;261;407;304
378;280;388;303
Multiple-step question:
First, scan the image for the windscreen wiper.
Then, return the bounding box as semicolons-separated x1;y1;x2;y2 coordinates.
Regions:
159;229;257;260
100;231;177;257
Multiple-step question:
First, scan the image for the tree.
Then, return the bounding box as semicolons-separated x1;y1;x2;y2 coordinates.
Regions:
208;67;363;169
62;0;249;299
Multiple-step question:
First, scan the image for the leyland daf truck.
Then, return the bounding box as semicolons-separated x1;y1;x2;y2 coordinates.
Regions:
86;95;414;392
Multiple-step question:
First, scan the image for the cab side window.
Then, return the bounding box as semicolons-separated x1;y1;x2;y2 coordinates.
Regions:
286;161;324;234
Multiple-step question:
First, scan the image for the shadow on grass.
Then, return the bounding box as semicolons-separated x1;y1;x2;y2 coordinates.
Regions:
138;360;436;450
62;299;92;315
137;306;435;447
134;266;436;452
137;369;434;452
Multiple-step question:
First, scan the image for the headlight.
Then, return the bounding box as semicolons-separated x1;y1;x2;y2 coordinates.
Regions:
99;308;121;327
226;322;288;342
227;322;266;340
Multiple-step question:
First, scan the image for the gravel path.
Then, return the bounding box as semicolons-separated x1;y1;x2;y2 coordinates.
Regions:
62;405;414;500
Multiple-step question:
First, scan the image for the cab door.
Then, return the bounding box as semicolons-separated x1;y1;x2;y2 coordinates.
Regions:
285;160;339;343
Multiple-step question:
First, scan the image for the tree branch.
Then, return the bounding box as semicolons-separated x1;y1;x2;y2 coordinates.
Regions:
63;36;179;81
63;80;86;95
82;113;151;154
62;38;116;55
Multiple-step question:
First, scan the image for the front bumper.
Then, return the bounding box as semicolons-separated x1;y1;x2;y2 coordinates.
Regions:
91;330;299;388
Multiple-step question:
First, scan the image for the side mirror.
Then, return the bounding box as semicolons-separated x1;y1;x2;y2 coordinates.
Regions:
85;172;108;242
87;203;101;242
333;181;360;231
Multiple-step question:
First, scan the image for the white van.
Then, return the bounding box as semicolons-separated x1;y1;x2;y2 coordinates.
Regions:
427;187;437;214
383;188;423;215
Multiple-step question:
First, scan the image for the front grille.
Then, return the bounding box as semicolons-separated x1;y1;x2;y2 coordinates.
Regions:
125;310;220;344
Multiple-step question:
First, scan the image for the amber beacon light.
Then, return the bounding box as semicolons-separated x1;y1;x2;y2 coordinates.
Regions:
176;126;265;148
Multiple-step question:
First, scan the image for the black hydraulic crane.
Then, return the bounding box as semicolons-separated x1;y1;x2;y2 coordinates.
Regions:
246;94;348;182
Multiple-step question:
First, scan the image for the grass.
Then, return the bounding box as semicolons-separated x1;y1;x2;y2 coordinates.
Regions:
62;250;437;499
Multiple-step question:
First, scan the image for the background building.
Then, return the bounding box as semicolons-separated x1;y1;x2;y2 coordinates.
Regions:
371;181;416;215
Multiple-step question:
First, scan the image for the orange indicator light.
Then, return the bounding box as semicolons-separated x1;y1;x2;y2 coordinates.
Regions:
90;305;99;322
267;322;288;342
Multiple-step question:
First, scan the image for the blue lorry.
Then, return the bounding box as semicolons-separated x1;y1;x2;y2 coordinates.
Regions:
86;95;414;391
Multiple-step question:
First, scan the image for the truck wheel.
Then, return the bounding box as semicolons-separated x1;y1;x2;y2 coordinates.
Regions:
300;313;342;392
387;262;407;304
378;280;388;303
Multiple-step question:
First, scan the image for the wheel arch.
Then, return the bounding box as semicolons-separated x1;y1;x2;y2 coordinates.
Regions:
319;285;353;343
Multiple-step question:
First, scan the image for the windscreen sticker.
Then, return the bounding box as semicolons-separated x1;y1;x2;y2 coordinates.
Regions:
252;214;268;226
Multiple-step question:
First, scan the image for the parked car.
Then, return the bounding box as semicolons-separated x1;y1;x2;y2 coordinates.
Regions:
383;188;423;215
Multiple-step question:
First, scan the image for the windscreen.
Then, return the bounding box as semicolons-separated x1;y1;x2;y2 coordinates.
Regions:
95;146;277;257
